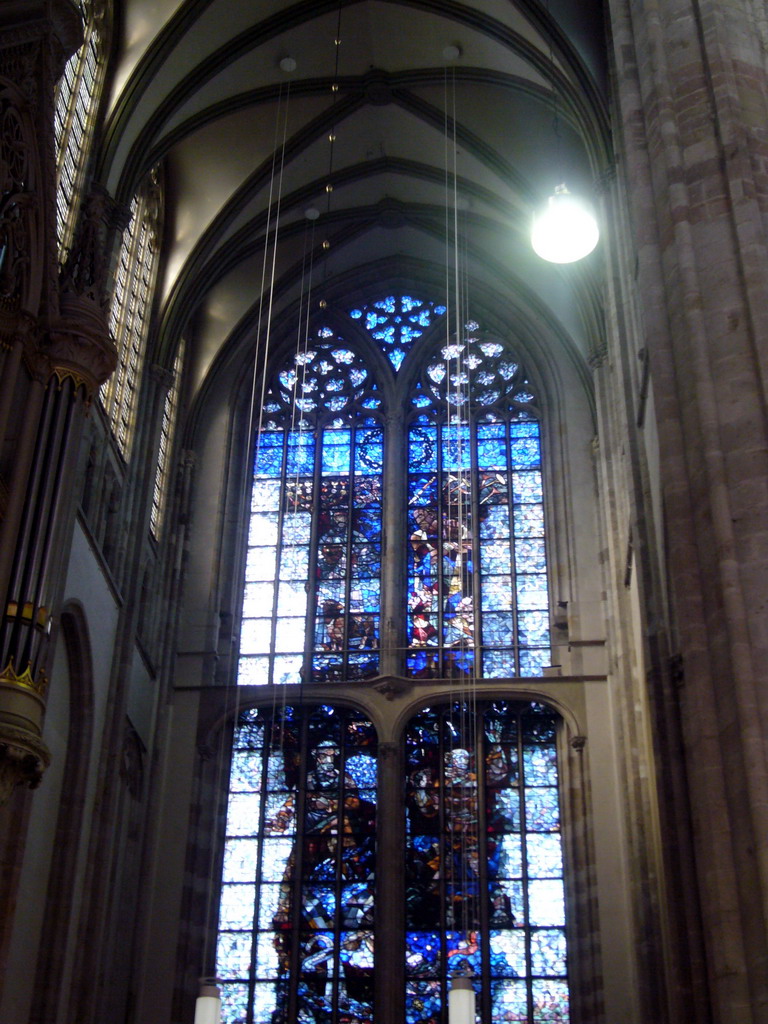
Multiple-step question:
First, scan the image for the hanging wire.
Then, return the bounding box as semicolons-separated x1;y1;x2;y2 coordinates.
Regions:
197;75;294;1018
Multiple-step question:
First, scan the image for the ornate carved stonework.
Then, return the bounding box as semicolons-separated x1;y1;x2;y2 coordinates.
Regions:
45;300;117;399
0;656;50;804
0;88;34;346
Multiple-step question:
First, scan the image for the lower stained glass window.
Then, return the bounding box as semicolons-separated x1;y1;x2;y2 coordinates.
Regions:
404;702;568;1024
217;705;378;1024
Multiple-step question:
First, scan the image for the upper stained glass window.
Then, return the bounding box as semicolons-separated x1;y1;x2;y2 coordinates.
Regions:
349;295;446;371
103;170;162;457
407;322;550;678
405;701;568;1024
150;338;185;538
55;0;106;255
239;330;383;686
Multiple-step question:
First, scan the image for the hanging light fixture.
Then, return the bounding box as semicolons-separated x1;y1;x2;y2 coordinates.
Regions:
530;0;599;264
531;183;599;263
194;979;221;1024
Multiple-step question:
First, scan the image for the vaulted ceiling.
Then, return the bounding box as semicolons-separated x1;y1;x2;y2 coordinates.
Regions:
99;0;610;402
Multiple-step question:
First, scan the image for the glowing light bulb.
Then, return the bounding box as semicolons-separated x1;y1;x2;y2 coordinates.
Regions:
531;184;599;264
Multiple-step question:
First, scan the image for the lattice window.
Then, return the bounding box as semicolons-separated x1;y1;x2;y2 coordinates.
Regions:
54;0;105;255
238;328;383;687
405;701;569;1024
349;294;446;371
103;171;161;458
216;704;378;1023
407;321;550;678
150;339;185;538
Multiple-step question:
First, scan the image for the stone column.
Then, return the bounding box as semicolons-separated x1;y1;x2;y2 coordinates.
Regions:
608;0;768;1019
0;3;116;801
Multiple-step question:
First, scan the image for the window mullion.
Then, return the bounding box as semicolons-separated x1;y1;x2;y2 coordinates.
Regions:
303;423;324;682
468;417;483;678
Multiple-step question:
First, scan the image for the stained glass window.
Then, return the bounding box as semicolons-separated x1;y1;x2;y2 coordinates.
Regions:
55;0;106;255
217;704;378;1024
405;702;568;1024
407;321;550;678
349;295;446;371
150;338;185;538
239;330;383;686
103;169;162;457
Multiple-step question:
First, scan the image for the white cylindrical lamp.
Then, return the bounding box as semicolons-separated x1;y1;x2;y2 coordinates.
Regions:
448;975;476;1024
194;981;221;1024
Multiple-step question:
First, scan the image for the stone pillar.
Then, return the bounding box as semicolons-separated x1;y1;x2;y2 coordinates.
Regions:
608;0;768;1019
0;2;116;801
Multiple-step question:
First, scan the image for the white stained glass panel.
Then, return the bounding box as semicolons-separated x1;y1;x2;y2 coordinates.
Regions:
277;582;308;616
216;931;252;980
274;617;305;652
219;884;257;930
223;839;259;882
243;582;275;617
528;880;565;927
226;792;262;836
237;656;270;686
273;654;303;686
239;619;272;654
249;512;279;546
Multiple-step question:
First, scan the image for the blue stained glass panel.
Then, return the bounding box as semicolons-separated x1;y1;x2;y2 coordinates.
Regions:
482;612;515;645
516;576;549;610
441;432;471;470
286;433;315;474
515;538;547;573
220;982;249;1023
480;541;512;574
445;931;482;974
509;419;540;437
491;979;529;1022
525;788;560;830
355;431;383;473
477;433;507;470
409;429;438;471
321;433;351;474
526;834;563;878
490;929;527;976
481;575;513;611
512;473;543;504
524;747;559;786
480;506;511;540
532;979;569;1021
405;932;441;976
510;437;541;469
480;649;511;677
279;546;310;580
406;981;442;1024
488;790;521;834
518;649;551;676
517;610;550;646
530;930;568;976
